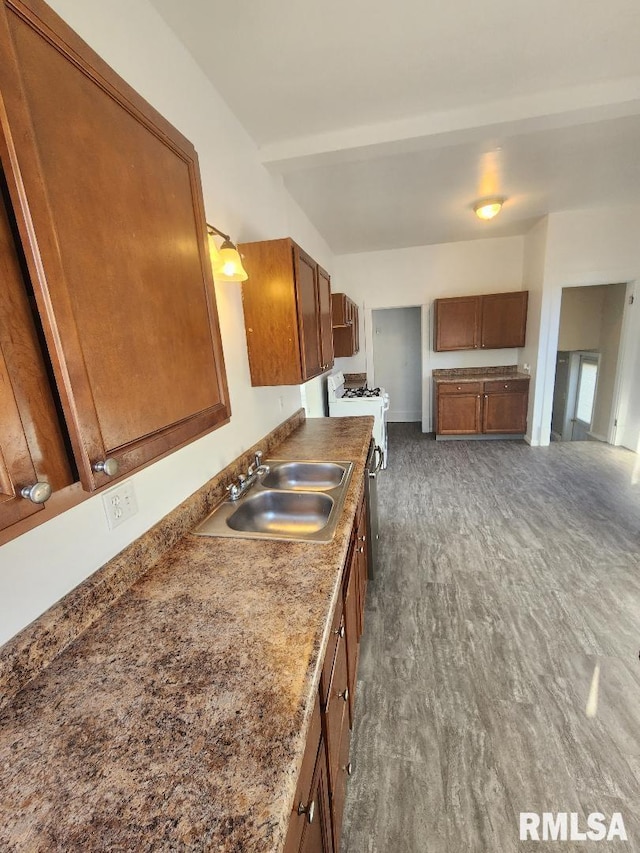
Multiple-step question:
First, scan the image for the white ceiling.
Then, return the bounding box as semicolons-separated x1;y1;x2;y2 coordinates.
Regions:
150;0;640;253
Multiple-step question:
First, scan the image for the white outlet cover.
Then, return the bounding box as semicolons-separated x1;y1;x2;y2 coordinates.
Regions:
101;480;138;530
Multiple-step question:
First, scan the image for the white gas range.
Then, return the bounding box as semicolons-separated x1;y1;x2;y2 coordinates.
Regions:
327;371;389;467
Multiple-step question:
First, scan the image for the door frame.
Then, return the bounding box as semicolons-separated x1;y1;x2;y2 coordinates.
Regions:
364;303;427;430
545;281;633;447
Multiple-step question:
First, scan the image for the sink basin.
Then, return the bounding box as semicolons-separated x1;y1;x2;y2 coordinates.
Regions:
192;459;354;543
261;461;346;491
227;490;333;535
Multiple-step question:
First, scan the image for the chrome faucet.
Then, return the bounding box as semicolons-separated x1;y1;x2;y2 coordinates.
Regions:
226;450;270;501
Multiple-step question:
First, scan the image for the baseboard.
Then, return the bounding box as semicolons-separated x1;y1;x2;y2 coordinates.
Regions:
587;432;607;443
436;434;526;442
387;412;422;422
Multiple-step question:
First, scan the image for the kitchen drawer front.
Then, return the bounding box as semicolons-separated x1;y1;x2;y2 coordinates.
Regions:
323;632;349;793
484;379;529;394
319;595;345;707
437;381;484;395
284;693;322;853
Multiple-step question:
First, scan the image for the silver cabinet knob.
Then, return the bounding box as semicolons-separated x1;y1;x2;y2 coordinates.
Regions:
344;762;353;776
360;535;366;542
21;482;52;504
338;686;349;703
335;623;345;638
358;546;365;554
93;458;119;477
297;800;315;824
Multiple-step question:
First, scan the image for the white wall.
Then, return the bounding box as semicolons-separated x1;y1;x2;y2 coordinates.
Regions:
520;218;549;445
524;207;640;449
592;283;627;440
0;0;335;646
333;236;525;430
557;286;607;351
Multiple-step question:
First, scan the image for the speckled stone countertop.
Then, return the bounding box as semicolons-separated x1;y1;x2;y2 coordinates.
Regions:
433;366;531;384
0;416;373;852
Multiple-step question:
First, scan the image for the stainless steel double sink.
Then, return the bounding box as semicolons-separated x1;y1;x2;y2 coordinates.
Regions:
192;460;354;543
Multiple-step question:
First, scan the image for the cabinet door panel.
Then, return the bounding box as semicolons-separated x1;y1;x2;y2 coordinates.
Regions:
0;0;230;489
0;346;43;527
482;392;528;434
434;297;479;351
317;265;333;371
436;393;482;434
299;742;333;853
330;710;352;853
294;246;322;380
324;635;349;795
480;291;528;349
0;174;73;531
343;542;360;727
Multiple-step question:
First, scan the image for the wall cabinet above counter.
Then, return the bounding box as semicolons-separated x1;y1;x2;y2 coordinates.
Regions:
331;293;359;358
239;238;334;386
433;290;528;351
0;0;230;535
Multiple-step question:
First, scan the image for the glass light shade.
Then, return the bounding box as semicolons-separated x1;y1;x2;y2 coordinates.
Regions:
207;233;248;281
474;197;505;220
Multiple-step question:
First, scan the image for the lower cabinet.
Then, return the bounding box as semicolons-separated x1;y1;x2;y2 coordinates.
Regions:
284;695;334;853
285;489;368;853
435;378;529;437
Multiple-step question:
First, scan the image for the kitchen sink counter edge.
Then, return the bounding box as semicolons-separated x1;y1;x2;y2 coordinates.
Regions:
0;415;374;852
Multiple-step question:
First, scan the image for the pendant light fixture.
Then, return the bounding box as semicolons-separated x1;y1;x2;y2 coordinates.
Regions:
207;224;248;281
473;196;506;221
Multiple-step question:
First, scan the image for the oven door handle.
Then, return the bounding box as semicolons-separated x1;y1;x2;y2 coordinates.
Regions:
369;445;384;477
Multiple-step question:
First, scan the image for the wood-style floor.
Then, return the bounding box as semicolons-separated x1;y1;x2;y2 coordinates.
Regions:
341;424;640;852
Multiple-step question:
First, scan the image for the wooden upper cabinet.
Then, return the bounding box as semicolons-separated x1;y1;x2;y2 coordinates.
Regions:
317;265;334;373
240;238;333;386
0;174;73;532
434;291;528;351
480;291;528;349
331;293;359;358
433;296;479;351
0;0;230;490
295;245;323;380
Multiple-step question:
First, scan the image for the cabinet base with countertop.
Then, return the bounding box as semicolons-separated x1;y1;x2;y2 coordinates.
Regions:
433;366;530;439
0;410;374;853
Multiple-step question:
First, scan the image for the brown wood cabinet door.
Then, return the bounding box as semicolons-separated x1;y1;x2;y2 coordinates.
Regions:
355;500;367;639
0;0;230;490
299;741;334;853
434;296;480;351
0;175;73;531
482;391;528;434
436;392;482;434
330;709;352;853
317;265;334;372
480;291;528;349
351;303;360;354
342;541;360;727
294;245;322;381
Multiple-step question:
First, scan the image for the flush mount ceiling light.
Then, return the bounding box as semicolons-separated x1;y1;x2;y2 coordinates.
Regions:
207;224;248;281
473;197;506;221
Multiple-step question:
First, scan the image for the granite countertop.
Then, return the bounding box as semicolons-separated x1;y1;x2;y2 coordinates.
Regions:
433;367;531;384
0;416;373;852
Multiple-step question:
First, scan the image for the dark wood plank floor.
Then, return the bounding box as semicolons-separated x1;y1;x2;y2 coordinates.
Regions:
341;424;640;852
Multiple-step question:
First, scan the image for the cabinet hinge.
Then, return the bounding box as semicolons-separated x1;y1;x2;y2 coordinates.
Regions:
630;294;635;305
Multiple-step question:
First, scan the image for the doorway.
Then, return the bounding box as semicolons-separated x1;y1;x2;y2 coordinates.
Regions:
551;283;626;443
372;307;422;422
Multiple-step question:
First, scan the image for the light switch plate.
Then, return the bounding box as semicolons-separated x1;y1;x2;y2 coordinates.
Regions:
102;480;138;530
